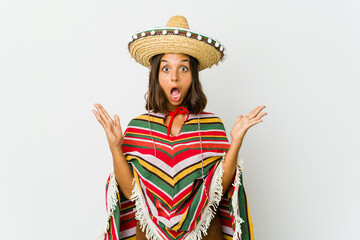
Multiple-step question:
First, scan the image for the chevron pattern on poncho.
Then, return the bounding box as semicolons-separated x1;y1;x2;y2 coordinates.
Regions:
97;112;254;240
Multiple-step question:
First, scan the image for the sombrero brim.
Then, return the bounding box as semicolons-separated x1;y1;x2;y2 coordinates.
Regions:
128;27;226;71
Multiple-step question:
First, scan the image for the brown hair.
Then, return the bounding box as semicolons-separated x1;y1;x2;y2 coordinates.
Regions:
145;53;207;114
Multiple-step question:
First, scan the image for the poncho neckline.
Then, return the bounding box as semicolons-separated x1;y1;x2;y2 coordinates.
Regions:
152;111;193;139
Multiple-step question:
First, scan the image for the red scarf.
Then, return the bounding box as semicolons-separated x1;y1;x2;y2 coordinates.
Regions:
166;107;189;137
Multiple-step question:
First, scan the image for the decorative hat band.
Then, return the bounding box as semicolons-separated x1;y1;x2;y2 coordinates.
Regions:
128;27;225;60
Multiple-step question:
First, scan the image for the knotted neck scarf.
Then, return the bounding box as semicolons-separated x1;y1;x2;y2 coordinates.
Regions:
166;106;189;137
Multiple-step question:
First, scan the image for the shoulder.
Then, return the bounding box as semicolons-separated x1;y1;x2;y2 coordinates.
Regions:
127;112;165;127
187;111;227;132
189;111;225;124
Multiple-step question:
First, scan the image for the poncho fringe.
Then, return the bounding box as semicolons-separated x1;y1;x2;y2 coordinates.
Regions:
96;171;120;240
231;156;245;240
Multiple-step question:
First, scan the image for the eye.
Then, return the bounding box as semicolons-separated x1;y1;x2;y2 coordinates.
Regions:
181;66;188;72
162;66;169;72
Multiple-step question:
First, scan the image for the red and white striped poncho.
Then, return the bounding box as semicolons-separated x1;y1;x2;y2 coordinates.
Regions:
97;111;254;240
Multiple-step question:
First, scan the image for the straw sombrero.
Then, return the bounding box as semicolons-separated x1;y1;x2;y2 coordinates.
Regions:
128;15;226;71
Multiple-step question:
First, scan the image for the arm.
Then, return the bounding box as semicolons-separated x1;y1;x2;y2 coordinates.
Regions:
221;105;267;194
110;145;134;200
92;103;134;200
221;137;243;195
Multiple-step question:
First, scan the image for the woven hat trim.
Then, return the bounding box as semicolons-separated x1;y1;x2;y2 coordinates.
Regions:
128;27;225;60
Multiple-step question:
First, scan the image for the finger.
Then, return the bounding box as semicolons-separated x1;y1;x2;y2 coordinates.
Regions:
93;104;106;122
244;106;260;118
254;112;267;121
93;104;111;127
247;105;266;119
92;108;106;127
114;114;121;127
92;106;103;123
236;115;243;122
95;103;114;126
95;103;111;120
247;119;263;129
98;104;113;121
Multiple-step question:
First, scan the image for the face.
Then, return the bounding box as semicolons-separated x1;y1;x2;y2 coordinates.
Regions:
158;53;192;111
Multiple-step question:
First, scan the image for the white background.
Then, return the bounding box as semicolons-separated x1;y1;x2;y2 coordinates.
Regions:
1;0;359;239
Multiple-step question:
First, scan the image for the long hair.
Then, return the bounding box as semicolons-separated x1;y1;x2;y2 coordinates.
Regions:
145;53;207;114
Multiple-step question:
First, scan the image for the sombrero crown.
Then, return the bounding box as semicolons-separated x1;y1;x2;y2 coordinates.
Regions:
128;15;226;71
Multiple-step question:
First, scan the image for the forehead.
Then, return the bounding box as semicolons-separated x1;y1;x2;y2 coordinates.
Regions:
160;53;190;64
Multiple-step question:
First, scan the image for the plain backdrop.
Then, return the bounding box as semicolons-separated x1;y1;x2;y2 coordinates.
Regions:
1;0;359;239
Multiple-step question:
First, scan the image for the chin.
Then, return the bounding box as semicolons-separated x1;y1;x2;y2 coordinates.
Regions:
167;99;185;108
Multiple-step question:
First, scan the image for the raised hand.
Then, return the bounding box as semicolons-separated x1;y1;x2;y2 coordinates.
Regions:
92;103;123;151
230;105;267;142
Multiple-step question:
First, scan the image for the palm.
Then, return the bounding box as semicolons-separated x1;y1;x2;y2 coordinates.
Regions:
106;122;123;145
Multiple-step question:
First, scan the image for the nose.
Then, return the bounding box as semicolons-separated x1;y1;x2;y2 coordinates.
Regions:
171;70;179;82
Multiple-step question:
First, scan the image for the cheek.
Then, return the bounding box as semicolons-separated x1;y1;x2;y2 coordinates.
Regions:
180;72;191;85
185;78;192;90
158;80;168;94
158;74;169;85
182;82;192;97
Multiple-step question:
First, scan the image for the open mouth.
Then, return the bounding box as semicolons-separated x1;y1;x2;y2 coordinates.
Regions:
170;87;181;102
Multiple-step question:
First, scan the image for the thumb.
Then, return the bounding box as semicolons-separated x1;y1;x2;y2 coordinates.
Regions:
114;114;120;127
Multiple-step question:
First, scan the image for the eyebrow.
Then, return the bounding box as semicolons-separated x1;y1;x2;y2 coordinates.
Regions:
160;59;189;63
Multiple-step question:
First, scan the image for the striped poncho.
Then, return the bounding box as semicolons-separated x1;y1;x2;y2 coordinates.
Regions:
98;111;254;240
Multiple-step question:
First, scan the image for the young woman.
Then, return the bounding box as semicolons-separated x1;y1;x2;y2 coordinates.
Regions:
93;16;266;240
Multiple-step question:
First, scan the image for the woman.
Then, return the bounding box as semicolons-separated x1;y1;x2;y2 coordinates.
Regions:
93;15;266;240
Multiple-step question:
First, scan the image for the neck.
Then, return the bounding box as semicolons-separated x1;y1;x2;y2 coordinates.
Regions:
166;104;186;112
